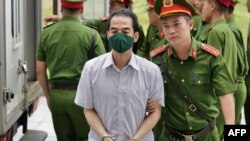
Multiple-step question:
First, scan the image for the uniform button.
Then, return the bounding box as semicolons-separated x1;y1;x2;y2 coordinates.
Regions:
164;80;167;83
193;28;197;31
181;79;185;83
189;127;193;130
186;112;189;115
180;61;184;64
198;80;201;84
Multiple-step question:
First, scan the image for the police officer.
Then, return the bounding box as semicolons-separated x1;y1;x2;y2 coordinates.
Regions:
43;0;145;54
194;0;211;43
137;0;168;60
152;0;236;140
36;0;106;141
84;0;145;53
201;0;238;138
225;0;249;125
245;0;250;125
187;0;202;39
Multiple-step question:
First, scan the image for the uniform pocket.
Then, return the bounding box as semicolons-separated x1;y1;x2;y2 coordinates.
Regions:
189;73;210;85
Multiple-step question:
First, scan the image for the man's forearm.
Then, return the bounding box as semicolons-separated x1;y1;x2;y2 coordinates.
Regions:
132;106;161;141
84;108;113;139
36;61;49;98
220;93;235;124
37;74;49;97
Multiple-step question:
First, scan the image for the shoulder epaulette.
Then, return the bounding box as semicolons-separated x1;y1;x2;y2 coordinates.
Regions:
149;45;166;58
43;23;56;29
201;44;221;57
100;16;108;21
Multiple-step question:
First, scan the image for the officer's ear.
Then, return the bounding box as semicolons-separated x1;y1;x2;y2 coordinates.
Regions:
188;19;194;31
210;0;216;12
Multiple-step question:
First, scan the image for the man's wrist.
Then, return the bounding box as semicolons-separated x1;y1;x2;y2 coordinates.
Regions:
130;138;138;141
102;135;115;141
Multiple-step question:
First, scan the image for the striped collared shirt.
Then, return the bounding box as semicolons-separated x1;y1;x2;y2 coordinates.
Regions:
75;52;164;141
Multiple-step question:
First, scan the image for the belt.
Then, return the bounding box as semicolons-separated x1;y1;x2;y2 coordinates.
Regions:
49;82;78;90
163;120;215;141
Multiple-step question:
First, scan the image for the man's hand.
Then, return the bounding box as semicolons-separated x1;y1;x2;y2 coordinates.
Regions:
146;98;159;113
43;15;61;25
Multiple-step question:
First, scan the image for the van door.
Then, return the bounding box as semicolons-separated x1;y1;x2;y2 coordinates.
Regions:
3;0;26;132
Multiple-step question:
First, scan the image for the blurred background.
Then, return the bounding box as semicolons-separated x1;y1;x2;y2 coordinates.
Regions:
42;0;250;46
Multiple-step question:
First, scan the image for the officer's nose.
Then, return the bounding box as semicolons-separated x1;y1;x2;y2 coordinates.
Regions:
168;27;176;35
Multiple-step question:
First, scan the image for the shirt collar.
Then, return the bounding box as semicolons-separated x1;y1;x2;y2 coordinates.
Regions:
128;53;139;70
103;52;139;70
211;19;226;27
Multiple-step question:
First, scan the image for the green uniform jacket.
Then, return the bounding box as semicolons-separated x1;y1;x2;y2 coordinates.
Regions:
83;18;109;51
191;14;202;39
227;16;249;82
204;19;238;81
36;16;106;82
196;21;210;43
84;17;145;54
157;38;236;131
137;24;168;59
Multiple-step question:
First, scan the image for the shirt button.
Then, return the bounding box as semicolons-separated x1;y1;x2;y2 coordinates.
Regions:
198;80;201;84
164;80;167;83
189;127;193;130
181;79;185;83
180;61;184;64
186;112;189;115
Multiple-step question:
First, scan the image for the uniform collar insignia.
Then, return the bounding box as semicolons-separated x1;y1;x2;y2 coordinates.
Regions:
159;31;164;38
192;48;197;61
167;47;172;58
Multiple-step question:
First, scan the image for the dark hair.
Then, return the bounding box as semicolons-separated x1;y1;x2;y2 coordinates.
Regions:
183;14;192;21
210;0;227;14
227;6;234;14
107;9;139;32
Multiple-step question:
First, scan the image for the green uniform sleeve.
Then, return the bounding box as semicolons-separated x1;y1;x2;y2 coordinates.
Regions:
92;30;106;57
207;28;238;80
232;28;249;78
36;33;46;61
211;55;237;96
84;19;109;52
